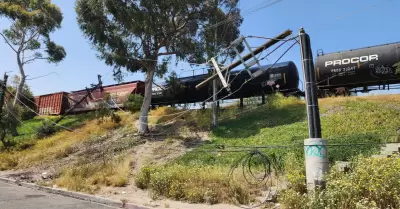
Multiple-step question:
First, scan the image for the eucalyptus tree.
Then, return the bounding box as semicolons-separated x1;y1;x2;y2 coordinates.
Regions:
76;0;243;134
0;0;66;106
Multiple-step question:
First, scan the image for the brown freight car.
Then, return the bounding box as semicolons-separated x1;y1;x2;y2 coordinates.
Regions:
68;81;145;114
33;81;145;115
34;92;70;115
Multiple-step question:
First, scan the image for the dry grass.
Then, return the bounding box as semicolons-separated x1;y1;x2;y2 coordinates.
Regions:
55;155;131;194
0;115;125;170
149;106;185;124
134;164;261;205
319;94;400;106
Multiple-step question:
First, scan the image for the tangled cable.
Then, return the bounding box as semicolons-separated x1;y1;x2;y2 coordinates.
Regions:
228;149;277;208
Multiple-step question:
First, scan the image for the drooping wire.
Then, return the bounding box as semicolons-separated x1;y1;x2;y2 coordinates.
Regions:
218;39;298;101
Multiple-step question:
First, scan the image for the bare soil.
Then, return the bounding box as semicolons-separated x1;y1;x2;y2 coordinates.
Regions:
0;123;262;209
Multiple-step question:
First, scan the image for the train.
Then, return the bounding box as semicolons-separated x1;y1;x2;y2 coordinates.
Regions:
34;81;145;115
152;61;300;105
315;41;400;96
33;41;400;115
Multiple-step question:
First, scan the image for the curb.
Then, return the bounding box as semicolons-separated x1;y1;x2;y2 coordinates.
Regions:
0;177;148;209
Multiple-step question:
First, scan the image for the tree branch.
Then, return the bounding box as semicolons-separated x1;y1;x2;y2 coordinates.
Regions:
23;57;49;65
23;31;39;45
18;29;27;52
0;33;17;53
158;51;178;56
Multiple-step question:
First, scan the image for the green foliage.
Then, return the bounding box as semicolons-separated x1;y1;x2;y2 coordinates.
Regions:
75;0;244;133
0;0;66;106
163;71;185;98
280;156;400;209
0;105;19;149
0;0;66;62
10;114;91;145
75;0;243;77
35;120;56;139
175;94;398;167
123;94;143;113
95;94;121;124
6;77;36;120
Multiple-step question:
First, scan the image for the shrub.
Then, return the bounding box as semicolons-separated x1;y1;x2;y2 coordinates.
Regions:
134;166;153;189
0;154;19;170
279;156;400;209
123;94;143;113
95;95;121;125
36;120;57;139
134;165;251;204
14;140;36;151
16;105;36;121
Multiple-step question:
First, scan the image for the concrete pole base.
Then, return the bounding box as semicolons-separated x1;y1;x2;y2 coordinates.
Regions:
304;138;329;190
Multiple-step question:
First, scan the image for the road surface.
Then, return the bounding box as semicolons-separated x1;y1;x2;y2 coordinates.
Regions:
0;182;117;209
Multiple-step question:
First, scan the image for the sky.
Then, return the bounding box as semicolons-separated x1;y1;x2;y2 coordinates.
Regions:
0;0;399;96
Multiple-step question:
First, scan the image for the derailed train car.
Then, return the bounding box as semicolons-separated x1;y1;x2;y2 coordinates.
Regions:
34;81;145;115
315;42;400;89
68;81;145;113
151;61;300;105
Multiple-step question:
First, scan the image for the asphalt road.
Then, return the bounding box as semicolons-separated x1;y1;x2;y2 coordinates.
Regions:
0;182;117;209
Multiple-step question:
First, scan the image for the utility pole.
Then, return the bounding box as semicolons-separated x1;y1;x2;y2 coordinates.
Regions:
196;30;292;90
0;73;9;117
212;0;218;127
54;75;103;124
299;28;328;190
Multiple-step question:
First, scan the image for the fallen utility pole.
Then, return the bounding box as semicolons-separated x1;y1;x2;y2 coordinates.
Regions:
54;75;103;125
299;28;328;190
196;29;292;90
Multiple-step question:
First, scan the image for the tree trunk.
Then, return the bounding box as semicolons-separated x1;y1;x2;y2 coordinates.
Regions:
9;54;25;136
138;66;156;134
13;54;26;107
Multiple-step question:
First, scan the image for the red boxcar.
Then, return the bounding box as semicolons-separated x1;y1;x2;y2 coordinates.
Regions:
34;92;70;115
68;81;145;113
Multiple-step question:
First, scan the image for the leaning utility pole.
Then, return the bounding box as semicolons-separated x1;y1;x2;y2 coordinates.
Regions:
212;0;219;127
299;28;328;190
54;75;103;124
196;29;292;90
0;73;9;117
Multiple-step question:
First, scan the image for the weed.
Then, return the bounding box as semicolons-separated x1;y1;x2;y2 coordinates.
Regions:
280;156;400;209
0;116;122;169
135;164;251;204
121;199;128;208
35;120;57;139
55;155;131;193
124;94;143;113
0;154;19;170
149;106;184;124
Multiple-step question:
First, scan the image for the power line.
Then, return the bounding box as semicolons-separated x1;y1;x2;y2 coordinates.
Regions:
218;40;298;101
204;0;284;31
3;87;75;132
26;72;59;81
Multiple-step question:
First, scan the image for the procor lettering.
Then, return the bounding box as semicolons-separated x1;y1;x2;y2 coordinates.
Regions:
325;55;378;67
